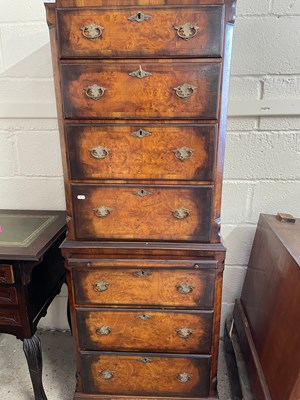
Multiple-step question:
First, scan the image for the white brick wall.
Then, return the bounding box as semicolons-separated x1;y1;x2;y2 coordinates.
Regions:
0;1;299;332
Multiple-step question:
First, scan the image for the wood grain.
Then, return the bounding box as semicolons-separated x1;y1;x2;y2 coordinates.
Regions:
73;267;215;308
57;6;224;58
0;264;14;284
61;62;221;120
0;287;18;305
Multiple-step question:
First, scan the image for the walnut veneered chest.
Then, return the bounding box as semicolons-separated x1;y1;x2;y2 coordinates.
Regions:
45;1;236;398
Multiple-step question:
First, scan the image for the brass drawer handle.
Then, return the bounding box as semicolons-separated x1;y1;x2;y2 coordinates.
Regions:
134;189;152;197
89;146;110;160
84;84;107;100
172;208;190;220
93;206;112;218
80;23;104;40
174;83;196;99
174;22;199;41
93;281;110;293
139;357;153;363
177;373;192;383
96;326;112;336
133;270;152;277
131;129;152;138
129;66;152;79
176;328;193;339
100;370;114;380
137;314;152;321
128;11;152;23
176;283;194;294
173;147;193;162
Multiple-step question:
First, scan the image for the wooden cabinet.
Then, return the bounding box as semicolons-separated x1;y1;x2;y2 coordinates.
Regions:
45;0;236;398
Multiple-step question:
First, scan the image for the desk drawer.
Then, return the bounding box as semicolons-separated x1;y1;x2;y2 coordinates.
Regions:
67;124;216;181
57;6;224;58
73;267;215;309
77;309;213;353
0;264;14;284
0;287;18;305
0;308;21;326
72;184;213;242
61;62;221;120
80;352;210;398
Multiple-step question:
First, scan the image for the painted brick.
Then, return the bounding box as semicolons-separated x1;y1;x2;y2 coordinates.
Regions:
221;182;253;223
0;132;16;177
250;181;300;223
237;0;270;16
2;44;53;78
16;131;63;177
259;117;300;130
0;80;55;103
272;0;300;15
263;76;300;99
0;0;46;23
0;119;58;131
0;177;65;209
222;266;247;304
221;224;256;265
227;117;258;131
229;77;261;100
1;23;49;69
224;132;300;179
232;16;300;75
38;296;69;330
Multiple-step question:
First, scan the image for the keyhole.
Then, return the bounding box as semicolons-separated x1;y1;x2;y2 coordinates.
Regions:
139;130;143;137
137;12;142;20
140;270;146;275
140;189;144;195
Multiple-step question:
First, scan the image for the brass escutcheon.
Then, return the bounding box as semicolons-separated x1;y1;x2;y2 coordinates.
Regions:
139;357;153;363
176;328;193;339
173;146;193;162
133;270;152;277
93;206;112;218
96;326;112;336
128;11;152;22
84;84;107;100
89;146;110;160
177;373;192;383
80;23;104;40
134;189;152;197
93;281;110;293
137;314;152;321
176;283;194;294
173;83;196;99
131;129;152;138
172;208;190;220
174;22;199;41
129;66;152;79
100;370;114;380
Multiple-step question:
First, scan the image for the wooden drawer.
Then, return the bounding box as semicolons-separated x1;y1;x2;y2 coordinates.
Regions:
80;352;211;397
73;266;215;309
72;184;213;241
0;287;18;305
0;264;14;284
0;308;21;326
77;308;213;353
61;62;221;120
57;6;224;59
67;124;216;181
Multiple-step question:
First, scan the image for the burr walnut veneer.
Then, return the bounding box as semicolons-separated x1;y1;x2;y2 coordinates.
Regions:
45;1;236;398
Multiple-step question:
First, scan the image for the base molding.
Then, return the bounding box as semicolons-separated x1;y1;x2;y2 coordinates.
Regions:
73;394;218;400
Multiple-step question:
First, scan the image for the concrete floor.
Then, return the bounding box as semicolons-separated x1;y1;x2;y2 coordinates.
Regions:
0;330;232;400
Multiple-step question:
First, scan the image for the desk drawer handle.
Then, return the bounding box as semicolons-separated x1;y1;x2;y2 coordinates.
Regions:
93;282;110;293
128;11;152;22
84;84;107;100
96;326;112;336
93;206;112;218
176;328;193;339
129;66;152;79
174;23;199;41
177;373;192;383
100;370;114;380
174;83;196;99
80;23;104;40
176;283;194;294
89;146;110;160
172;208;190;220
174;147;193;162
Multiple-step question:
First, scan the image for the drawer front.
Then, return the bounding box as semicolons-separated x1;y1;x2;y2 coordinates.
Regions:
0;308;21;326
77;309;213;353
57;6;224;58
61;62;221;120
73;267;215;309
81;352;210;397
72;184;213;241
67;124;216;181
0;287;18;305
0;264;14;284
